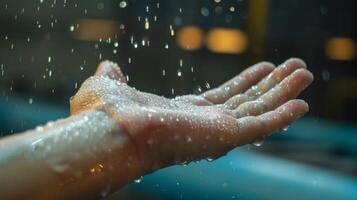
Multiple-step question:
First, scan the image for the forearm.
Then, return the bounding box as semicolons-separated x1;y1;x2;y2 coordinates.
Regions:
0;110;143;199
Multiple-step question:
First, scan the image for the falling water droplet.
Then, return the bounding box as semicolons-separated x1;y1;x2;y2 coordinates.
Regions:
321;69;330;82
69;25;75;32
201;7;210;16
119;1;127;8
144;18;150;30
169;25;175;36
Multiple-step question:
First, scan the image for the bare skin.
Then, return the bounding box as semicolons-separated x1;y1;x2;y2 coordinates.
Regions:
0;58;313;199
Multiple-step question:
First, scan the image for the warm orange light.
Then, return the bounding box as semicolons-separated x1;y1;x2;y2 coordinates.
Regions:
206;28;248;54
177;26;204;50
72;19;120;41
325;37;356;60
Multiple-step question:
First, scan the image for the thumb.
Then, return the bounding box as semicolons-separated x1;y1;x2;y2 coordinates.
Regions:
95;60;127;83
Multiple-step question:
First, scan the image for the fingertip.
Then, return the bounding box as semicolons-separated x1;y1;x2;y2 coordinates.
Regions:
296;99;309;113
293;68;314;84
256;61;276;72
285;99;309;118
305;70;314;85
285;57;307;69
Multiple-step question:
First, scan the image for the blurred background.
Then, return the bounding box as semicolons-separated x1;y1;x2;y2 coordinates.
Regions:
0;0;357;199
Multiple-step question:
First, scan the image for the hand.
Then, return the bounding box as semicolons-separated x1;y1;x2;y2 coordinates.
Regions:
70;58;313;172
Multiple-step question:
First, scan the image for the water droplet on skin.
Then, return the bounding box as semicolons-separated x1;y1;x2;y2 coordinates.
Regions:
206;157;214;162
52;164;70;173
252;140;264;147
186;136;192;142
283;126;289;131
180;161;188;166
134;176;143;183
35;125;44;132
223;86;230;94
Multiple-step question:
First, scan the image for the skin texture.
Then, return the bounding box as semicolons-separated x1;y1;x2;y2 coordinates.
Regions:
0;58;313;199
71;58;313;170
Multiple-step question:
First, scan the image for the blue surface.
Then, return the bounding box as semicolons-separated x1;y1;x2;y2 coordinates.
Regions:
0;96;68;133
1;95;357;200
120;149;357;200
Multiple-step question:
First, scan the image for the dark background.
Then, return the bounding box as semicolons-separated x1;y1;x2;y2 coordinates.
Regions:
1;0;356;125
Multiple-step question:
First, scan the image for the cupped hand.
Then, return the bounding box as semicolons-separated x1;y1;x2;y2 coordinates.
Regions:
70;58;313;172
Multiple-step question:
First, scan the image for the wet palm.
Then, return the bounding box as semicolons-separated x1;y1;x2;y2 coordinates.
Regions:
70;58;313;172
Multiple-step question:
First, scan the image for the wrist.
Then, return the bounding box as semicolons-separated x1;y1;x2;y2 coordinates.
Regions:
66;110;146;193
0;110;147;199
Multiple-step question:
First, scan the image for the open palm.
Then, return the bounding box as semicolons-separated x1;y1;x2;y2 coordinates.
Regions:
70;58;313;172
